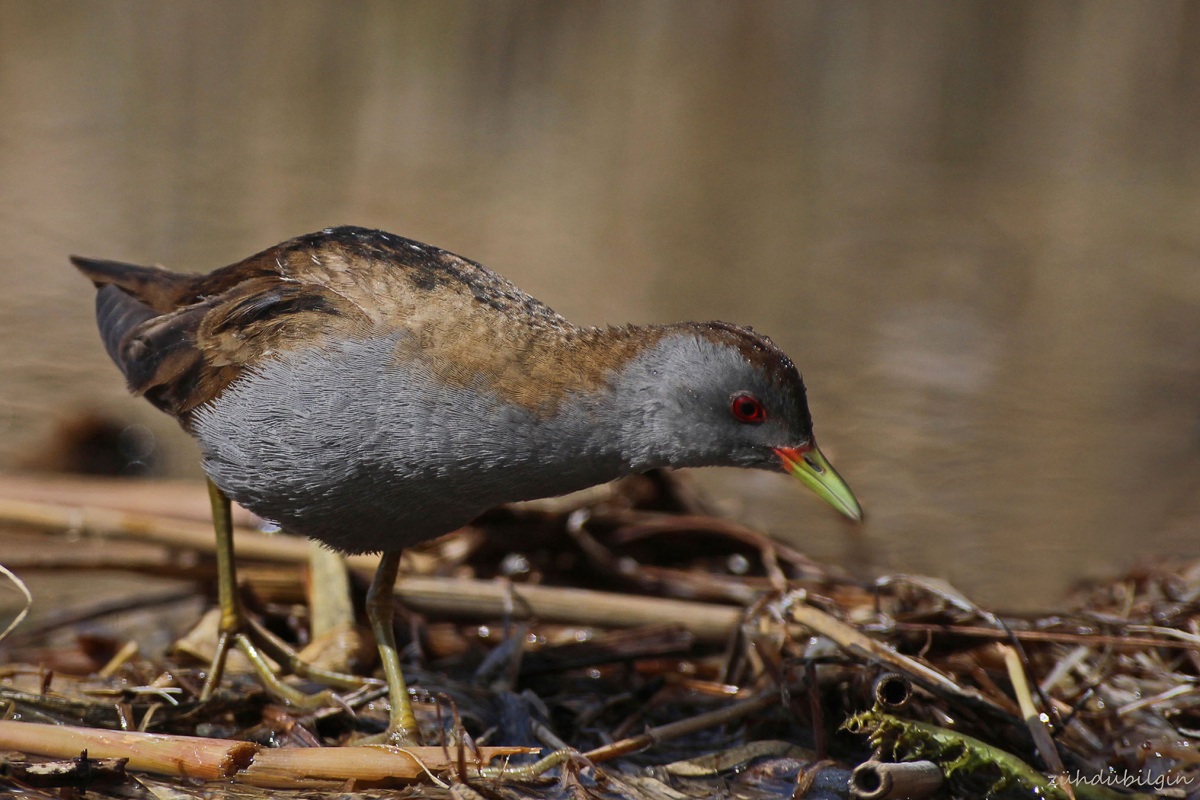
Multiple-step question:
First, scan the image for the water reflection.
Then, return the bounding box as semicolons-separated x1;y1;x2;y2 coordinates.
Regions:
2;2;1200;608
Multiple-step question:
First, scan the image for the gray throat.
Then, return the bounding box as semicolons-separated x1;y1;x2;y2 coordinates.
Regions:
191;334;674;553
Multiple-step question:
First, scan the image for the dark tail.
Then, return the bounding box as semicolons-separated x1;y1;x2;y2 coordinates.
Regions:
72;256;192;385
92;285;158;379
70;256;194;311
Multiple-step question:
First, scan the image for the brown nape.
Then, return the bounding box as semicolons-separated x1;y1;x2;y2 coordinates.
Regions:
391;323;671;415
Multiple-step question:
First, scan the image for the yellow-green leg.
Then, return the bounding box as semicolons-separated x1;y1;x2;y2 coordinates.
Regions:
366;550;420;744
198;479;361;707
200;479;244;701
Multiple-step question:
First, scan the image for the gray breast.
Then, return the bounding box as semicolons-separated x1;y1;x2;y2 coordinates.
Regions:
190;335;631;553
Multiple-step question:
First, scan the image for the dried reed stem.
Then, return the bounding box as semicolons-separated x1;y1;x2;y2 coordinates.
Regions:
0;720;535;787
389;575;744;644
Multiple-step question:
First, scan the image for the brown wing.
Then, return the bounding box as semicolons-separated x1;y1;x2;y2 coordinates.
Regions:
72;244;359;424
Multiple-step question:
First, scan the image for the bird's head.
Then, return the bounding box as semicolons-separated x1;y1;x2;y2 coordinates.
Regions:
619;322;862;521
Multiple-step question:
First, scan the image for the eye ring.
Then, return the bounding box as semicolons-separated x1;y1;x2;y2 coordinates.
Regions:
730;393;766;424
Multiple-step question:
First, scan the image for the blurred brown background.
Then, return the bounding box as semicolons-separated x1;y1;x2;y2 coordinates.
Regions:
2;1;1200;609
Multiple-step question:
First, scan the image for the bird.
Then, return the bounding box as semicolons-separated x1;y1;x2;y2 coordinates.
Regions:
72;225;862;744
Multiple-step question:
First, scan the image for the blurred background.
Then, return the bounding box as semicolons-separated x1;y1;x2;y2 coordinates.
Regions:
2;1;1200;610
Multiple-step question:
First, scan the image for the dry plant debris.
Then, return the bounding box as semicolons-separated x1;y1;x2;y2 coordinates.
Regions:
0;471;1194;798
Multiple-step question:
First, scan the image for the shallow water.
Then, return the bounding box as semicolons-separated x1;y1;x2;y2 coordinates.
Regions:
2;2;1200;609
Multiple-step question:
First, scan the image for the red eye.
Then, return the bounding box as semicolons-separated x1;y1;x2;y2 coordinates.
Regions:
730;393;766;424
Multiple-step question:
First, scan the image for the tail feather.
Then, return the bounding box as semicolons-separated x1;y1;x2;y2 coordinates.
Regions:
94;285;158;382
70;256;194;311
73;254;225;419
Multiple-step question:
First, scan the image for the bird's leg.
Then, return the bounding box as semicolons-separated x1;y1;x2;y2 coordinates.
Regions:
199;479;244;702
198;479;359;708
244;616;371;690
366;550;420;745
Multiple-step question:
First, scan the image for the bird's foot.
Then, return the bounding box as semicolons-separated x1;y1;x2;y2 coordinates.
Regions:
352;712;423;747
190;611;377;710
245;615;373;692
